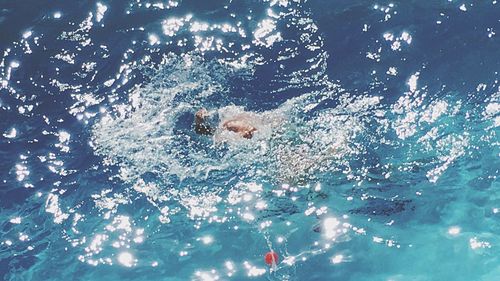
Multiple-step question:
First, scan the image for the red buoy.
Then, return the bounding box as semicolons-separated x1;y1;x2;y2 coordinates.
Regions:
264;251;279;266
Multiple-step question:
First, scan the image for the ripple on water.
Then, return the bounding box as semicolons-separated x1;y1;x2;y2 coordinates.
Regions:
1;0;499;280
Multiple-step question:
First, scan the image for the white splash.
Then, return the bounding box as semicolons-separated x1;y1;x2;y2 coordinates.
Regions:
96;3;108;23
323;217;340;239
253;18;282;47
407;72;419;92
162;17;185;36
15;164;29;181
45;193;69;224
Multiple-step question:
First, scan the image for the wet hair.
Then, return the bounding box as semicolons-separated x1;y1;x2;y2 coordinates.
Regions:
194;110;217;135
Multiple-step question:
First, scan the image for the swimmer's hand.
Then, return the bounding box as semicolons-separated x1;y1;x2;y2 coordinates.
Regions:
222;119;257;139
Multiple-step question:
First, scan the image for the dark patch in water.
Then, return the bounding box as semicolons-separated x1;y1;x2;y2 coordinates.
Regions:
349;198;415;216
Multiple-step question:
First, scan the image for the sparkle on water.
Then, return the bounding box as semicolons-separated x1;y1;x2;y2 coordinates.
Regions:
0;0;499;280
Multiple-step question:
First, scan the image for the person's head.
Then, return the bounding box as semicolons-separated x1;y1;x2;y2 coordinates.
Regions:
194;108;214;135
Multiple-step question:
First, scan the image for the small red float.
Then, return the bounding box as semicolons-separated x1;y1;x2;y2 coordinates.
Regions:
264;251;279;266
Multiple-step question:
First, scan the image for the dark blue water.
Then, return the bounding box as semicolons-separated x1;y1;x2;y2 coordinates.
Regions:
1;1;499;280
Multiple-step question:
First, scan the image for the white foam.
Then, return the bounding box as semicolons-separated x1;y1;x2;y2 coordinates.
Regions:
45;193;69;224
253;18;282;47
163;17;185;36
96;3;108;23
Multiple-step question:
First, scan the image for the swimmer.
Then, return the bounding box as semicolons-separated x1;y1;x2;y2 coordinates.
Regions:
194;106;347;184
194;108;258;139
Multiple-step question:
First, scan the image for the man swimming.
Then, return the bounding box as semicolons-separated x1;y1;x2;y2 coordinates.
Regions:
193;105;348;184
194;108;258;139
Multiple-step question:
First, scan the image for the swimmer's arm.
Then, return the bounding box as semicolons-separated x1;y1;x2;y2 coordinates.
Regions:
222;119;257;139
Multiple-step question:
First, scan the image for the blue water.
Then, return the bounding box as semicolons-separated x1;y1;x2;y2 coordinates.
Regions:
1;1;499;280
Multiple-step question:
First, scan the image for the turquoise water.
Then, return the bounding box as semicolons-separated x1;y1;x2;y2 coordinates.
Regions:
0;0;499;280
